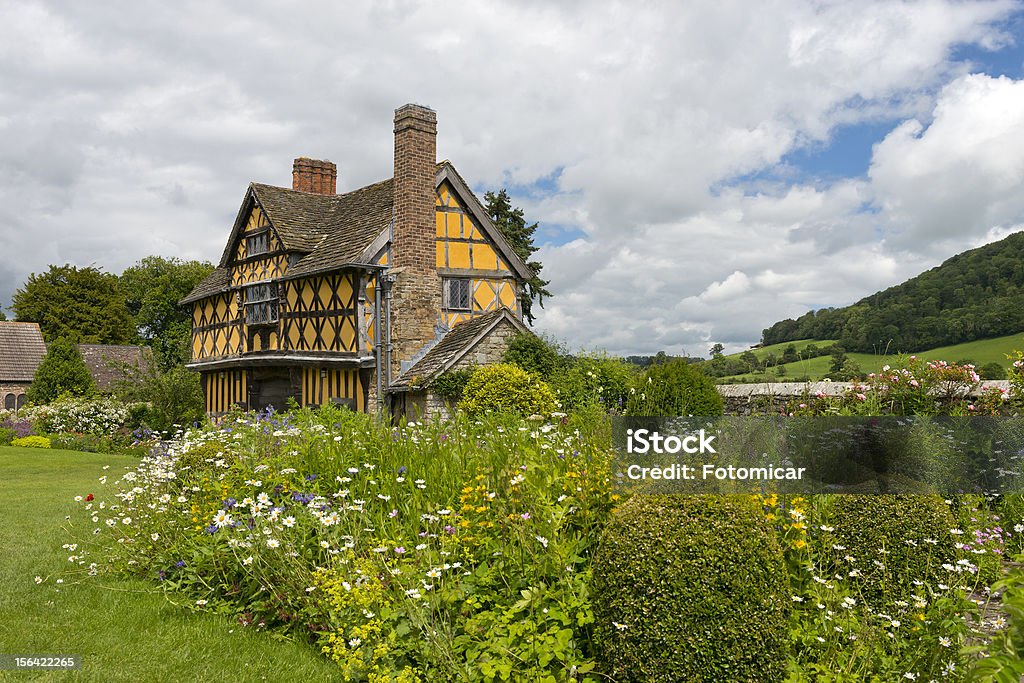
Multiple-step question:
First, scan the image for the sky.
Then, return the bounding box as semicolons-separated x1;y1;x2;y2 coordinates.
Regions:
3;1;1024;358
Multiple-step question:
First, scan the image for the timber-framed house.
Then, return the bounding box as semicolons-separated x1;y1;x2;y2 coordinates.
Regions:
181;104;534;416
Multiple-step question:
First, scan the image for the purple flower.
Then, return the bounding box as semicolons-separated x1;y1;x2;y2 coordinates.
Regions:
175;560;186;568
520;512;531;520
223;498;237;509
444;525;456;535
397;466;407;475
389;509;398;518
305;474;317;482
394;546;406;554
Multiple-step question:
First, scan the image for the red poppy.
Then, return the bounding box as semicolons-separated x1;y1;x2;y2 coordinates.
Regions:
85;494;94;502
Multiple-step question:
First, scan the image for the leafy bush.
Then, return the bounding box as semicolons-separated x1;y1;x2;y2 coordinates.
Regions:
12;435;52;449
457;363;557;417
826;495;956;606
113;366;205;433
501;331;562;376
48;432;148;456
549;354;635;412
33;396;131;436
27;337;96;404
979;361;1007;380
591;494;790;682
0;427;15;446
429;367;475;402
0;415;33;438
625;358;723;416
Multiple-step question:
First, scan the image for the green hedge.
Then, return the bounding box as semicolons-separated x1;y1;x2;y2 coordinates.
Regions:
457;363;557;417
591;494;790;682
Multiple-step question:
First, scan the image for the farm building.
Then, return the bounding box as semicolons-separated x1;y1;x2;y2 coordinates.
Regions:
180;104;533;417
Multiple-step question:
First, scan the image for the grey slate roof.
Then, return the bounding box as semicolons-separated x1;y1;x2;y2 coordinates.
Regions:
0;322;46;382
390;308;527;391
77;344;154;390
180;267;230;305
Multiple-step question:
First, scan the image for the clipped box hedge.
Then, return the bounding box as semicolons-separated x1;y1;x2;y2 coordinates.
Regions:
591;494;789;682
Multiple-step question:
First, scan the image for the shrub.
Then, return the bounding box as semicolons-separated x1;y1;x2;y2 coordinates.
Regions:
113;366;205;433
979;362;1007;380
827;495;956;606
27;337;96;404
457;363;557;417
501;331;562;376
625;358;724;416
591;494;790;682
429;367;475;402
11;435;52;449
35;396;131;436
0;427;15;446
549;354;635;412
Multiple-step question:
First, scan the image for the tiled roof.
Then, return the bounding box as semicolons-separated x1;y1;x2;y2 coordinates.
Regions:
77;345;154;390
0;322;46;382
390;308;526;390
180;267;230;305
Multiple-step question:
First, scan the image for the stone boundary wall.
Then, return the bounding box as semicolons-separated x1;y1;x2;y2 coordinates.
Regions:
716;380;1013;415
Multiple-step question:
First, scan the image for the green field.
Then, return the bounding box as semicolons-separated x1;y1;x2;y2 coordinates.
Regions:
718;332;1024;383
0;447;338;682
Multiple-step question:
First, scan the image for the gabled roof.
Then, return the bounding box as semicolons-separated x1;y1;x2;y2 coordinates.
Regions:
182;160;535;305
0;322;46;382
390;308;528;391
77;344;154;391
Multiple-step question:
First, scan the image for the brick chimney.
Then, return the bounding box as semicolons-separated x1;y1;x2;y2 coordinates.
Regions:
390;104;442;378
292;157;337;194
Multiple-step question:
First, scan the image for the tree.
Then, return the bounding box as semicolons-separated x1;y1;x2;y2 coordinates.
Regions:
484;189;552;324
119;256;215;369
709;343;725;358
0;309;6;321
27;338;96;404
12;265;135;344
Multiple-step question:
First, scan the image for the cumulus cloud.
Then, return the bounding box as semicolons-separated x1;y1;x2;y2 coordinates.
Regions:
0;0;1020;355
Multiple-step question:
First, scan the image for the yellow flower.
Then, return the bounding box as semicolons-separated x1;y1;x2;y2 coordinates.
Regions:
794;539;807;549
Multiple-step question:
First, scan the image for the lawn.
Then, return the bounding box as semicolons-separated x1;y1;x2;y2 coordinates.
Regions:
0;446;338;682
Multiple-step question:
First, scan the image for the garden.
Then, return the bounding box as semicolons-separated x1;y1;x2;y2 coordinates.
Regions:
6;343;1024;681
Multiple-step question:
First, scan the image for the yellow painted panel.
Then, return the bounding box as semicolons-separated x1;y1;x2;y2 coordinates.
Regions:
318;279;332;310
303;323;316;349
436;211;446;237
337;274;353;305
499;281;516;307
438;185;450;206
289;326;301;349
448;242;470;269
377;252;388;265
252;335;262;352
301;282;315;310
470;224;482;240
447;212;462;238
498;258;510;273
473;243;498;270
473;280;494;310
287;283;298;308
340;317;355;351
436;242;446;268
268;331;278;351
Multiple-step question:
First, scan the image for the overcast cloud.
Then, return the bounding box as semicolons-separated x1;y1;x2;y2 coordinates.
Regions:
2;0;1023;356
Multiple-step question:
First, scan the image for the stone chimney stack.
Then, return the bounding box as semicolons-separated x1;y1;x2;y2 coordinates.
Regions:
390;103;442;377
292;157;337;195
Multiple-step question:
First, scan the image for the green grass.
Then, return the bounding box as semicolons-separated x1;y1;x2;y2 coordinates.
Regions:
718;332;1024;383
0;447;339;682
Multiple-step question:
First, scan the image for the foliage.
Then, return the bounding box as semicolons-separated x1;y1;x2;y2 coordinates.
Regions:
826;495;956;607
48;432;149;457
0;414;34;438
12;435;51;448
501;330;562;376
27;338;96;404
979;361;1007;380
64;407;618;681
12;264;135;344
428;367;475;402
119;256;215;369
484;189;552;325
1010;351;1024;404
457;363;558;417
761;230;1024;352
548;354;635;412
31;396;131;437
591;494;790;682
972;563;1024;680
113;365;205;433
0;428;15;446
625;357;724;416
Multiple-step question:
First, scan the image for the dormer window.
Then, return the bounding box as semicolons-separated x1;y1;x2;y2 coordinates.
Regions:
246;232;270;257
443;278;471;311
245;282;279;325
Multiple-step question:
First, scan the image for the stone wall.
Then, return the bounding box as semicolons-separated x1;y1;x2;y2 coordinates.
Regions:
717;380;1013;415
0;383;29;411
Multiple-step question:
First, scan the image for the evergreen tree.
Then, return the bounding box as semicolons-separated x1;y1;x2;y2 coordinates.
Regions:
12;264;135;344
27;338;96;404
484;189;552;324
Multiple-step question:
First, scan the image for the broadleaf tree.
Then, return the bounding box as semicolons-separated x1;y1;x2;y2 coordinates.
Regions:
484;189;552;325
119;256;215;369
